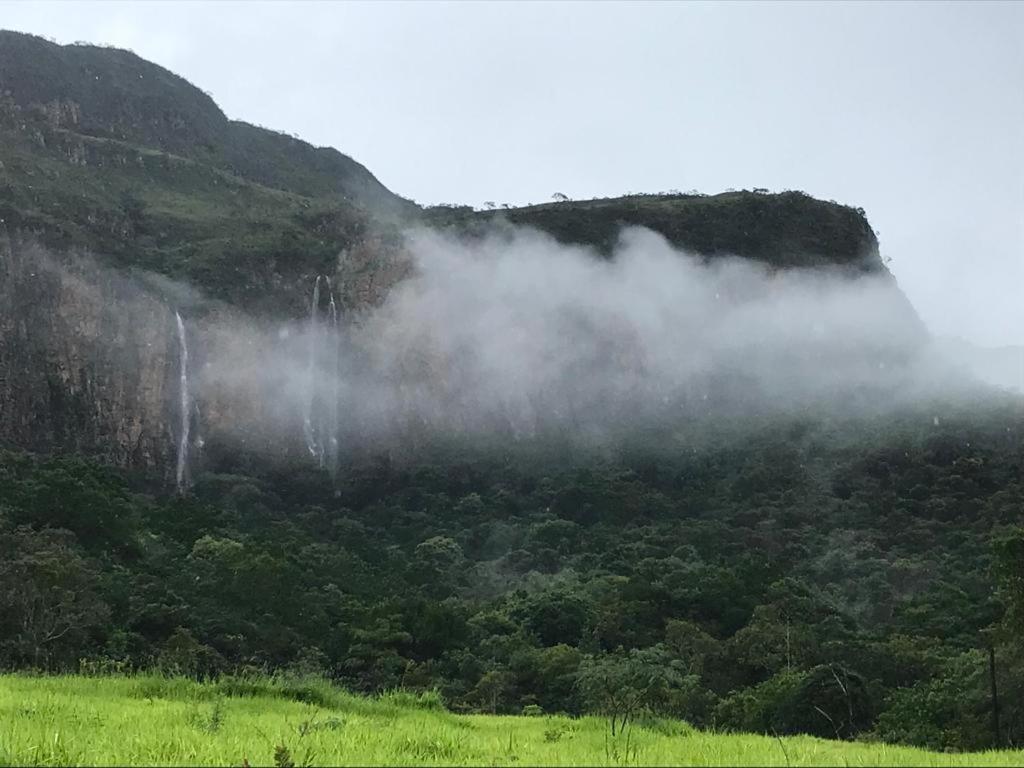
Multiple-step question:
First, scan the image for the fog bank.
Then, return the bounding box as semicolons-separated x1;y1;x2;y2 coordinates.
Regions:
199;225;998;461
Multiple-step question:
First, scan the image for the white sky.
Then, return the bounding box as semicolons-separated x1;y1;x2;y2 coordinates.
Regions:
2;1;1022;346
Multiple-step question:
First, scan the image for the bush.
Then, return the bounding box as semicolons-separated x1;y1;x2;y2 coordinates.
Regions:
715;665;873;739
378;688;447;712
155;628;225;679
872;651;990;751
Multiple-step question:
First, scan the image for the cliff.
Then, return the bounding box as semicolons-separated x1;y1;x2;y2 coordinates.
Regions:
0;30;924;475
0;236;176;470
0;30;414;318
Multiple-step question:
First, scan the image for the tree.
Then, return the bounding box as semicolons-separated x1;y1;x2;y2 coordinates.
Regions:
995;527;1024;632
412;536;464;597
469;669;513;714
774;664;874;739
509;643;583;714
156;627;225;678
0;524;110;667
575;646;686;735
665;619;717;675
872;650;990;750
510;588;592;646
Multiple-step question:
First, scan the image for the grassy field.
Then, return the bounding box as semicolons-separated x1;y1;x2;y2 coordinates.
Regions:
2;675;1023;766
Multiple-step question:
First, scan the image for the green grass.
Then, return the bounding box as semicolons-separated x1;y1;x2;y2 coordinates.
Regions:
1;675;1022;766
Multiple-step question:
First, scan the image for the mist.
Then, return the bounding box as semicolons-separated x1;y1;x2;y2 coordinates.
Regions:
196;224;1007;464
2;224;1016;475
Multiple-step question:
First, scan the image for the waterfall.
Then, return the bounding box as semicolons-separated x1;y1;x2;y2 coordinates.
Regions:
303;274;342;471
174;311;190;492
326;277;340;473
303;276;323;462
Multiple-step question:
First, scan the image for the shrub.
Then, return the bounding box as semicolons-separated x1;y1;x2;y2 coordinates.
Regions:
378;688;446;711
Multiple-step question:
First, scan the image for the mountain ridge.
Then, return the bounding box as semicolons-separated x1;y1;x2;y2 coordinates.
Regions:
2;27;897;318
0;29;413;212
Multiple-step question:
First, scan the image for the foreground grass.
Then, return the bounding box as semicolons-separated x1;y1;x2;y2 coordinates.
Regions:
2;675;1022;767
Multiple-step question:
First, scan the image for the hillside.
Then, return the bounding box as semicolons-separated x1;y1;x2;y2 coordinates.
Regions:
0;30;415;317
0;30;409;209
2;30;895;317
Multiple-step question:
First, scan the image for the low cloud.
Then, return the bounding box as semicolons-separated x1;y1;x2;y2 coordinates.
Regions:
198;224;996;461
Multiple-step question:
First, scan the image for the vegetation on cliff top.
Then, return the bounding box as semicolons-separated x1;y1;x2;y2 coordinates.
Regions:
427;190;881;273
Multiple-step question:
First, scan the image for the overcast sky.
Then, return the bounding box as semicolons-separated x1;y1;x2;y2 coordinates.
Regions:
3;1;1022;346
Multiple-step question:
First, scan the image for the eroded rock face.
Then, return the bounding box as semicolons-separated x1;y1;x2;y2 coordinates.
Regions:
0;217;928;479
0;234;407;475
0;236;177;471
335;237;415;313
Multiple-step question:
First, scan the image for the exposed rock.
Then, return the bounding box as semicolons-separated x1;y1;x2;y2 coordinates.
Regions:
0;235;176;471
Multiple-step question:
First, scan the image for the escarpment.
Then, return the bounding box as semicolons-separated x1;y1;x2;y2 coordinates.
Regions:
0;30;927;479
0;237;177;470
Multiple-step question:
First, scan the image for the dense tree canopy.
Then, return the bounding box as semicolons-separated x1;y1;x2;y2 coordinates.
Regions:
2;402;1024;751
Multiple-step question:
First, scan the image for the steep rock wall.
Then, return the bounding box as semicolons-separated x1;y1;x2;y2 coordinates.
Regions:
0;235;346;474
0;235;177;470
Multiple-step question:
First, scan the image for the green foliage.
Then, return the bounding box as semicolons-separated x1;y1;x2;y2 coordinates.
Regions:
438;190;883;273
714;670;806;734
774;665;874;739
1;401;1023;752
187;699;226;733
873;651;993;752
0;523;110;667
157;628;226;679
576;646;687;735
994;527;1024;632
378;688;447;712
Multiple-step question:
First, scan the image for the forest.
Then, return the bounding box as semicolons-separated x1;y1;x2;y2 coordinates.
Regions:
4;398;1024;752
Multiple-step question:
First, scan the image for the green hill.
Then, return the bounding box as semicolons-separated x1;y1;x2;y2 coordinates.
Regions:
0;30;409;209
0;30;414;315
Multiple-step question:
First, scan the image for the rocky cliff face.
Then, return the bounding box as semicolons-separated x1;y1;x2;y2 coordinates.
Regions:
0;216;928;479
0;235;318;475
0;29;417;324
0;235;177;471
